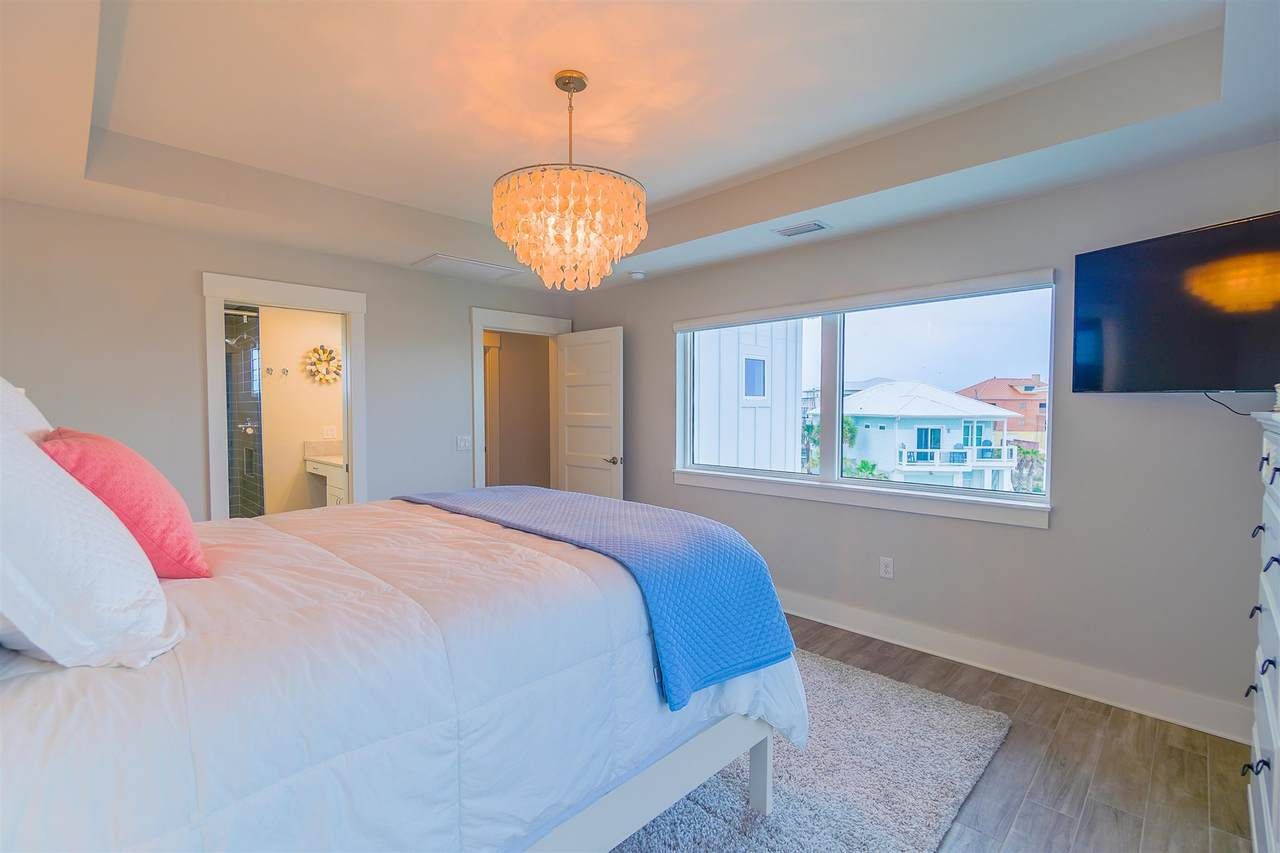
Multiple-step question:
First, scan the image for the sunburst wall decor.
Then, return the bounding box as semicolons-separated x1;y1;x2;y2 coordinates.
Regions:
304;344;342;385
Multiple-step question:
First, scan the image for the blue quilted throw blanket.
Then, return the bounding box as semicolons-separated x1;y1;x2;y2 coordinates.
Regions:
394;486;795;711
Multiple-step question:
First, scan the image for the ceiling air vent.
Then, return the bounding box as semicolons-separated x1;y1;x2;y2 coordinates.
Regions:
773;220;829;238
411;253;523;283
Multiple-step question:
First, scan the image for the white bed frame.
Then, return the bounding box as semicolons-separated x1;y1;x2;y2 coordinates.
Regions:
531;715;774;851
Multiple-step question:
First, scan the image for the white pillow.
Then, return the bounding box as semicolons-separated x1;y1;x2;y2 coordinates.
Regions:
0;379;51;651
0;378;51;439
0;378;184;667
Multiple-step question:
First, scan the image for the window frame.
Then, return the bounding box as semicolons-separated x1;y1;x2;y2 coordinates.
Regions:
673;267;1055;529
741;352;769;405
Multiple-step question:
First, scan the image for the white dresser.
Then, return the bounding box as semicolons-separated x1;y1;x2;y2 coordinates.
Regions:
1251;411;1280;852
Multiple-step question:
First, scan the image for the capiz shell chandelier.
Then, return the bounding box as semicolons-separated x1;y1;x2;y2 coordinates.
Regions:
492;70;647;291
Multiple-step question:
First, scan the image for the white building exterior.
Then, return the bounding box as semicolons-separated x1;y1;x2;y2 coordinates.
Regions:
691;319;804;472
841;381;1021;491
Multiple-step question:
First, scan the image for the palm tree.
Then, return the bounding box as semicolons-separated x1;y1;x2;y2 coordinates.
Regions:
849;458;889;480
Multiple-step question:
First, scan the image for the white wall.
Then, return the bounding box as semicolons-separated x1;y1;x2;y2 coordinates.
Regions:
571;142;1279;737
0;199;570;519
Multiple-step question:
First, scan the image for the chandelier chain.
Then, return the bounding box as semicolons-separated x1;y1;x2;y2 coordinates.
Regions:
567;90;574;165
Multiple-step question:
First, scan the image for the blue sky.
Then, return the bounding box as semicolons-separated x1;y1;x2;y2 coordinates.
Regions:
801;287;1053;392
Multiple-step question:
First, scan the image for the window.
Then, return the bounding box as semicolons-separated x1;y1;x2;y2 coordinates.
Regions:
675;269;1054;527
687;317;821;474
743;357;767;398
840;287;1051;497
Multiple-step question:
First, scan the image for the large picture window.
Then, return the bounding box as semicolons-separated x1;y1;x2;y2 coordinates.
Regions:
675;271;1054;524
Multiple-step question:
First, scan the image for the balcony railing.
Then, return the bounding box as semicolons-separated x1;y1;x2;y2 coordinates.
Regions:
898;445;1016;469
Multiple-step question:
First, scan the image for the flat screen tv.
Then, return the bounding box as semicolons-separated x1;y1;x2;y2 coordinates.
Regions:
1073;211;1280;392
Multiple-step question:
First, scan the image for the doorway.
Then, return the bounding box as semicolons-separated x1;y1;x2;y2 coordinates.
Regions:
470;308;624;498
221;302;348;517
204;273;367;521
482;331;551;487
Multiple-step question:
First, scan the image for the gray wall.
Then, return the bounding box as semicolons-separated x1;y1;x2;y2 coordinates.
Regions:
0;200;570;519
569;141;1279;708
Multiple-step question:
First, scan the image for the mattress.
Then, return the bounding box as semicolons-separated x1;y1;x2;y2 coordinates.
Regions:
0;500;808;852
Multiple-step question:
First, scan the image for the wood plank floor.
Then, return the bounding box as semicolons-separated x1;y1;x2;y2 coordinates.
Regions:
787;614;1253;852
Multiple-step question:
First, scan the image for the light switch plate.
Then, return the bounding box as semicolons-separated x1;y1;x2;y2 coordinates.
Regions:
456;435;473;451
322;425;337;440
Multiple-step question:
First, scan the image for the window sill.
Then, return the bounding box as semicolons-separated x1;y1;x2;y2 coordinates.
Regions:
672;468;1050;529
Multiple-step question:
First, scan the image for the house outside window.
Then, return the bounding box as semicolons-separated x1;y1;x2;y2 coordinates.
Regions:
743;357;767;399
675;269;1054;525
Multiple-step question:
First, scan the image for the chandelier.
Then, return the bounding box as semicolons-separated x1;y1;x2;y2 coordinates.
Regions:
492;70;647;291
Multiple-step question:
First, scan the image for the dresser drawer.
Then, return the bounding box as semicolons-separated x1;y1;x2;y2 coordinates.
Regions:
1257;666;1279;821
1254;766;1275;853
1265;429;1280;503
1264;493;1280;600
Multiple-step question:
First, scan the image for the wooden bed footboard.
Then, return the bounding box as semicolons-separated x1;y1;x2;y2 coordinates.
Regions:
530;714;774;851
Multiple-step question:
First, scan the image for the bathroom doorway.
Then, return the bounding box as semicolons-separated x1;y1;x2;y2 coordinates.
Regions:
204;273;366;522
222;303;348;518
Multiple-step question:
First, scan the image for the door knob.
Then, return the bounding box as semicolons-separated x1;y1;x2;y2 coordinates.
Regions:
601;456;620;465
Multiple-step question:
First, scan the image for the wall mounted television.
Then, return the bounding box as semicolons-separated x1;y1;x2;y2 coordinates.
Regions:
1073;211;1280;393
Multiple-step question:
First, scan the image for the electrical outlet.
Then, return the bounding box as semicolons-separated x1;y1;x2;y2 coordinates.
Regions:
322;425;337;440
456;435;473;452
879;556;894;579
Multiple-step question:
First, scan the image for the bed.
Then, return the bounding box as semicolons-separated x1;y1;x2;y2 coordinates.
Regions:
0;498;808;851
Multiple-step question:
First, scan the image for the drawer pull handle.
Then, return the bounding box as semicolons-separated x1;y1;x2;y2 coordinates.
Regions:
1246;684;1259;697
1255;525;1268;539
1251;605;1264;620
1266;556;1280;573
1242;759;1272;776
1272;467;1279;486
1262;658;1277;675
1263;454;1272;473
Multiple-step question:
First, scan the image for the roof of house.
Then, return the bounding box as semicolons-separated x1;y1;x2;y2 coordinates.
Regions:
843;380;1021;419
956;376;1048;398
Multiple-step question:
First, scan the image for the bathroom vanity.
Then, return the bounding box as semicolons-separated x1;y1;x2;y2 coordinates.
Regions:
303;441;348;506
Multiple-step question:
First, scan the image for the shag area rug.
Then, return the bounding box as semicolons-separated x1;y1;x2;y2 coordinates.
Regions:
615;650;1010;852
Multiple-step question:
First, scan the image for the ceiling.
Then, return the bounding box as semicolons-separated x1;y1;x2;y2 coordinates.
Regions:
2;0;1276;288
94;0;1221;223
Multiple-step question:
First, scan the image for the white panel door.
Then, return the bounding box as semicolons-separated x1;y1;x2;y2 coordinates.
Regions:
555;327;623;498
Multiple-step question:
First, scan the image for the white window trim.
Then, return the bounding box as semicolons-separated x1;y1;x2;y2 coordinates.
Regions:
672;267;1055;530
741;352;770;405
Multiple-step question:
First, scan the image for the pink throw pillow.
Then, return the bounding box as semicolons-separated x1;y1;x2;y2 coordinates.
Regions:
40;428;210;579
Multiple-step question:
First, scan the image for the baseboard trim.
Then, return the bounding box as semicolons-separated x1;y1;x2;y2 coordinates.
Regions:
780;587;1251;743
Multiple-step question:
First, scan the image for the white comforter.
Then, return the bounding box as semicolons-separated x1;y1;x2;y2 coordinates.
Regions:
1;500;807;852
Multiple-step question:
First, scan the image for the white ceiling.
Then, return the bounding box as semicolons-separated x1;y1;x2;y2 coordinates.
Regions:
1;0;1275;288
94;0;1221;224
